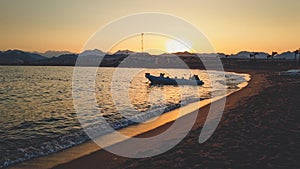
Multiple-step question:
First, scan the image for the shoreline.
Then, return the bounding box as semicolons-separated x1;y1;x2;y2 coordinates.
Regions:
8;71;251;169
52;71;265;169
10;66;299;168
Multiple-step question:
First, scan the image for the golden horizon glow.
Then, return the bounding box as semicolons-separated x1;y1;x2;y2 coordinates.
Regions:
108;34;194;55
165;39;192;53
0;0;299;54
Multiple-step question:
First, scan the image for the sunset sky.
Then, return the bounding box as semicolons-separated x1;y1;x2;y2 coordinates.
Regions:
0;0;299;54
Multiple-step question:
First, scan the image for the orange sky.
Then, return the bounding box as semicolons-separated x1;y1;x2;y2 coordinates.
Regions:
0;0;299;54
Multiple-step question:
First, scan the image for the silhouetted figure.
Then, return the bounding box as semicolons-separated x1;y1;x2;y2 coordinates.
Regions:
250;52;259;61
294;49;300;61
271;52;277;61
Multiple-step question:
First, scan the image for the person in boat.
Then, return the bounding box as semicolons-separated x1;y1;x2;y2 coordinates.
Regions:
189;75;200;80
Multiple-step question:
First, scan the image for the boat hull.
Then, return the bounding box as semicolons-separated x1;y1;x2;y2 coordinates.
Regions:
145;74;204;86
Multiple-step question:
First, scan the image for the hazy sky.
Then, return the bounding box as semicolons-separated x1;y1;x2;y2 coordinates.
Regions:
0;0;299;54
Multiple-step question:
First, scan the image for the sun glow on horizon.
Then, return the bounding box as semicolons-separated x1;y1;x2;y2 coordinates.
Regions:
108;34;196;55
165;39;192;53
0;1;299;54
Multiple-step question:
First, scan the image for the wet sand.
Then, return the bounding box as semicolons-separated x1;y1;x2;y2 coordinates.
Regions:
50;64;300;169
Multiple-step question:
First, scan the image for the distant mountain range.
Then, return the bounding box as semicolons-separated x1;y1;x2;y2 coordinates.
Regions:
0;49;299;66
34;50;74;58
0;50;47;64
80;49;106;57
0;49;132;66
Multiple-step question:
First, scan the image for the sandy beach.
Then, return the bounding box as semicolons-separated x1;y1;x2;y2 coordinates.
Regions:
1;0;299;168
7;61;299;169
44;62;299;169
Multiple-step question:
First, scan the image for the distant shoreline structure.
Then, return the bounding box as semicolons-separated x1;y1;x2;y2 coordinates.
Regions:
0;49;299;67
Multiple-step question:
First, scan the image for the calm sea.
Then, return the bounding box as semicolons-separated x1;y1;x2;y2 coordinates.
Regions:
0;66;248;168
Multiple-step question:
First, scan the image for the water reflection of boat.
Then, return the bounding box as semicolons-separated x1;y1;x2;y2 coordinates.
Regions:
145;73;204;86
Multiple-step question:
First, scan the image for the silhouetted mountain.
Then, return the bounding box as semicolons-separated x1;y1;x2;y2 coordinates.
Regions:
158;53;176;57
216;53;227;58
113;50;135;55
230;51;269;59
34;50;129;66
80;49;106;57
173;51;196;56
275;51;298;60
35;54;78;65
35;50;74;57
0;49;299;66
0;50;47;64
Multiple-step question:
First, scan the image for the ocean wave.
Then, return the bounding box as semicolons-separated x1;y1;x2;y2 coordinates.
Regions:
1;97;205;168
0;68;248;168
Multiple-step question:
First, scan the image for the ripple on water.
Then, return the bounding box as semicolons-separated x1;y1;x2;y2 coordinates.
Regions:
0;66;248;168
